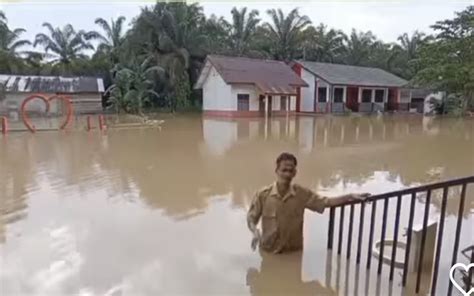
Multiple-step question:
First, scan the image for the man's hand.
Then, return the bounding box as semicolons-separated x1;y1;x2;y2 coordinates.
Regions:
251;229;261;251
350;193;371;202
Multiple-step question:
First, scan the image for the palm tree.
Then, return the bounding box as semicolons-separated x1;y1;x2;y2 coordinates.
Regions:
135;2;207;110
33;23;94;74
264;8;311;61
0;11;6;31
228;7;260;56
342;29;377;66
302;24;345;62
0;28;31;56
0;12;31;73
387;31;428;79
202;14;229;54
397;31;427;60
85;16;127;62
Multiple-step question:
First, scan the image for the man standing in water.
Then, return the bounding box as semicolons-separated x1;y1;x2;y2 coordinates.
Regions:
247;152;370;253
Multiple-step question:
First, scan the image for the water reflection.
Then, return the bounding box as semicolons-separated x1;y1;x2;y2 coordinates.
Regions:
0;114;473;295
246;251;335;295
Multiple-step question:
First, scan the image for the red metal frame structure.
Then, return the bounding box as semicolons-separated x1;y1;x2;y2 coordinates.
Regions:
326;175;474;295
20;94;74;133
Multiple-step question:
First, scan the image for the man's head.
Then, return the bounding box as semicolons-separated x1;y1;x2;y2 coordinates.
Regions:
275;152;297;184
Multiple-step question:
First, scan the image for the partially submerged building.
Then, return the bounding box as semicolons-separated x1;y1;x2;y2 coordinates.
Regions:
292;61;408;113
0;74;104;117
194;55;308;117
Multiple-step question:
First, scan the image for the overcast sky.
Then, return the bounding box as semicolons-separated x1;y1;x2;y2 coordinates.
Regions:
0;1;471;46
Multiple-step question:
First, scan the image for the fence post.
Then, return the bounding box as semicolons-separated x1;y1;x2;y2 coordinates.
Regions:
98;115;107;131
87;116;93;131
1;116;8;134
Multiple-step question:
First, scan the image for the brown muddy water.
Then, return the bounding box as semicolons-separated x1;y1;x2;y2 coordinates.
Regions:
0;114;473;296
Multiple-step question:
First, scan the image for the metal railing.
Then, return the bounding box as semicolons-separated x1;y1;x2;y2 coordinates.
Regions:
326;175;474;295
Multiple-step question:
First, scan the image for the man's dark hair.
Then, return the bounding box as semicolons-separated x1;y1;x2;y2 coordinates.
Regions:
276;152;297;168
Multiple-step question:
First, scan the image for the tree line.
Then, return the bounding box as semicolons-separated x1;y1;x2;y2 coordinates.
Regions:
0;3;472;114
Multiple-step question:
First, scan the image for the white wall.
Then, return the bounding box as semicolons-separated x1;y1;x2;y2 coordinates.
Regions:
300;68;315;112
290;96;296;111
202;66;233;111
272;96;280;111
231;84;259;111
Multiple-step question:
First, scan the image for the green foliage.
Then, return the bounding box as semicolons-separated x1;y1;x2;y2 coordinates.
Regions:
107;56;163;114
413;6;473;114
0;5;472;114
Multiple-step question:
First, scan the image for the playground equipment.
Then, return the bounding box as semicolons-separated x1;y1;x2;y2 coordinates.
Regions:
20;94;73;133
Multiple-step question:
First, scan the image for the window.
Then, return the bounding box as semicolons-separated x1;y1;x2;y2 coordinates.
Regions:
334;88;344;103
362;89;372;103
237;94;250;111
374;89;385;103
318;87;327;103
280;96;288;111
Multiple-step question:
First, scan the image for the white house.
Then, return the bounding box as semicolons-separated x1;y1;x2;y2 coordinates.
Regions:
194;55;308;117
0;75;104;118
292;61;408;113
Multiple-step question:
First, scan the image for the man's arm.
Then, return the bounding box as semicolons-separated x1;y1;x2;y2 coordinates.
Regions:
325;193;371;207
303;185;370;212
247;192;263;250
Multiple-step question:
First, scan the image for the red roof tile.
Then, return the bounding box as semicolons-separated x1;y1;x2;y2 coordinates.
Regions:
205;55;307;95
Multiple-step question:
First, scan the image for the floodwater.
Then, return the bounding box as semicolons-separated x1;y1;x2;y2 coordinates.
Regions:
0;114;473;296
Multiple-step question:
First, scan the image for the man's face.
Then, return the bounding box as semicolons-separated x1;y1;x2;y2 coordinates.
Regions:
275;160;297;184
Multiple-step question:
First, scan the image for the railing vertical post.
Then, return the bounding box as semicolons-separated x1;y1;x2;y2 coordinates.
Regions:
389;195;402;281
367;200;377;270
356;202;365;264
347;204;355;259
447;184;467;296
402;192;417;286
416;190;432;293
338;206;345;255
430;187;449;296
377;197;389;275
327;207;335;250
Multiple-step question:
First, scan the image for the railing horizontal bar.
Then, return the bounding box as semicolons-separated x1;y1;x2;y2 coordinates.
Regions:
328;176;474;209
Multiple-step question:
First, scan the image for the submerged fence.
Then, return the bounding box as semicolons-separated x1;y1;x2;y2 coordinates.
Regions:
326;175;474;295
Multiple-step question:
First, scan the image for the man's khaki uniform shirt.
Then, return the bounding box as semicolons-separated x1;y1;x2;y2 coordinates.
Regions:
247;182;327;253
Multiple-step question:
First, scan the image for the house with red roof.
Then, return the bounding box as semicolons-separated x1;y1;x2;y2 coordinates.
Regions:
194;55;308;117
291;61;409;113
